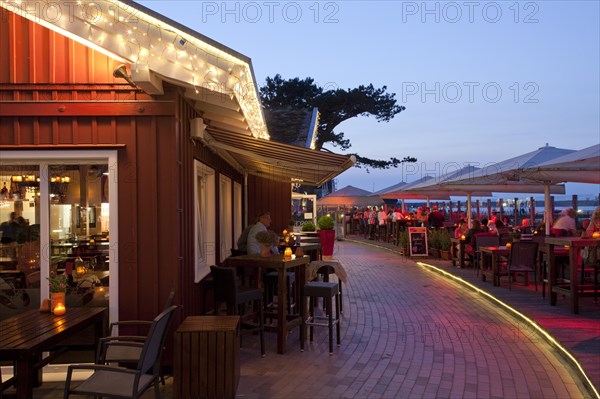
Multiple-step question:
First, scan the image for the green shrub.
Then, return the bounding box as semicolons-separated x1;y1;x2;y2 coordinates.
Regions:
438;230;452;251
301;221;316;232
317;215;334;230
428;229;441;249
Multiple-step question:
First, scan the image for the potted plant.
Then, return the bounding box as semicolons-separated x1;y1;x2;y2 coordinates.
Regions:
317;215;335;258
399;230;409;256
438;230;452;260
428;229;441;258
302;221;316;232
255;230;276;257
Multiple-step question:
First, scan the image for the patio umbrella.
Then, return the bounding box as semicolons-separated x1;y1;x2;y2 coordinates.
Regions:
378;176;451;212
318;185;381;207
399;166;493;225
522;144;600;185
439;145;573;234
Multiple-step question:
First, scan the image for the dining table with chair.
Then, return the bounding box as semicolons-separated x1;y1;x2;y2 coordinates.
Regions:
0;306;107;399
225;253;310;354
479;245;511;286
545;236;600;314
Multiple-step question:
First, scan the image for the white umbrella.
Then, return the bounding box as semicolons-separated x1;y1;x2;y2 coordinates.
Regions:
522;144;600;184
318;185;381;206
400;166;493;226
440;145;573;234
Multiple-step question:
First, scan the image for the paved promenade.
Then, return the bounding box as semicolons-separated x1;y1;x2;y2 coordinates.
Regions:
20;239;600;398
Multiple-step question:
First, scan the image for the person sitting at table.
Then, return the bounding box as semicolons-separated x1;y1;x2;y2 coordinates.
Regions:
246;211;278;255
480;218;490;232
236;224;254;254
16;225;41;287
0;212;18;244
582;206;600;238
493;219;510;237
516;218;533;234
552;208;577;237
454;219;468;239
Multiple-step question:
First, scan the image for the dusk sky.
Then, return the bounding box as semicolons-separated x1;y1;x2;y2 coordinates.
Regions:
139;0;600;198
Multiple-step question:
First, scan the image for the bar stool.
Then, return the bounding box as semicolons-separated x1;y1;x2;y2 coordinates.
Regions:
312;262;343;313
300;281;340;355
264;270;296;314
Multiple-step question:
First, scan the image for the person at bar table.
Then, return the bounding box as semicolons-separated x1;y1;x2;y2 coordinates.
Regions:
582;206;600;238
246;211;277;255
552;208;577;237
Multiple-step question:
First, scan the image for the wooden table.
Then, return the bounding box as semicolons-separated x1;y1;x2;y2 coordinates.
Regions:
0;307;107;399
546;237;600;314
479;246;510;286
450;238;466;268
284;242;321;261
226;254;309;354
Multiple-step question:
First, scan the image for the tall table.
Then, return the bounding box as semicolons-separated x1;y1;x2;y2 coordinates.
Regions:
0;307;107;399
226;254;309;354
479;246;510;286
546;237;600;314
450;237;466;268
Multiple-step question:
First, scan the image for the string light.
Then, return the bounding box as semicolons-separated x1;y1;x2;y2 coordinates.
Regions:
0;0;269;139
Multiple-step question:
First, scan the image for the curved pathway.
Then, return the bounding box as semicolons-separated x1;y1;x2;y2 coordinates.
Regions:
238;240;591;398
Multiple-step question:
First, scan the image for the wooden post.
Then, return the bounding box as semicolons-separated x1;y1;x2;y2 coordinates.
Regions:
529;196;535;227
499;198;504;220
457;201;462;219
514;197;519;227
572;194;578;226
487;199;492;218
476;200;480;220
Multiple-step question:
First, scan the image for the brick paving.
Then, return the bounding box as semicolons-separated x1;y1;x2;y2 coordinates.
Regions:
15;239;600;398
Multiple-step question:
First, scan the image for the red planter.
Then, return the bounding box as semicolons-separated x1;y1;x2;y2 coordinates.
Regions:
317;229;336;257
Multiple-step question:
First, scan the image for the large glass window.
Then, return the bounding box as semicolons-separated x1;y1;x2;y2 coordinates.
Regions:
0;160;111;319
0;165;41;317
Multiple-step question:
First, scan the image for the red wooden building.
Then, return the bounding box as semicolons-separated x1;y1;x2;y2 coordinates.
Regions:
0;0;354;363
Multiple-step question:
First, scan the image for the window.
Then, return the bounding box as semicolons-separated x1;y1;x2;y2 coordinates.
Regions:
194;161;215;282
219;175;232;261
0;150;118;322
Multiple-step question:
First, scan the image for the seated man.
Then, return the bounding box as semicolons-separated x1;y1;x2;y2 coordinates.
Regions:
246;211;273;255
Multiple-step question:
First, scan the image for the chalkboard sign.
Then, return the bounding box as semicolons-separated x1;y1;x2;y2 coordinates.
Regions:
409;227;428;257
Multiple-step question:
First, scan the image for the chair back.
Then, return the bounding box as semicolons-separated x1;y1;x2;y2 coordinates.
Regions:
138;305;178;375
509;241;538;267
474;234;500;250
210;265;238;314
164;289;176;309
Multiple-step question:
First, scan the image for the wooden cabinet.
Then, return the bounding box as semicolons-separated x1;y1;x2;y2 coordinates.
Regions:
174;316;240;399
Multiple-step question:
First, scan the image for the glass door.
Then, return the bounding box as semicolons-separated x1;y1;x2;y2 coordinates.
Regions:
49;164;109;310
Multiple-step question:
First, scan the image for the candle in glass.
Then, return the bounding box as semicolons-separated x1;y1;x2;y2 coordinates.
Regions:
53;303;66;316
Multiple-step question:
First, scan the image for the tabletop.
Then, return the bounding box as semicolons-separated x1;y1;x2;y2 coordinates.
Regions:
1;306;107;399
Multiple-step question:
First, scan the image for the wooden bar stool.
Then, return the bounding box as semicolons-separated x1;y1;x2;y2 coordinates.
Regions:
300;281;340;355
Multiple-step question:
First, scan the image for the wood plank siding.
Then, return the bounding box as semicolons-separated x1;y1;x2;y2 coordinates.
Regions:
0;10;294;365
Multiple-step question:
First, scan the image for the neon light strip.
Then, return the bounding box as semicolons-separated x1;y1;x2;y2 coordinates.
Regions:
416;260;600;399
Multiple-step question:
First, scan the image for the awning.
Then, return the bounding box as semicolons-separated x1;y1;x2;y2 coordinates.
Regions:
198;127;356;186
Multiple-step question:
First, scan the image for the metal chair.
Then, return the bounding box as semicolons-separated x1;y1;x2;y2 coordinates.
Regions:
506;241;539;290
210;265;265;357
65;305;178;399
98;289;175;385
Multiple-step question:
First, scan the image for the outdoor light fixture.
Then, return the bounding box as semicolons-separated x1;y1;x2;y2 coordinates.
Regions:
113;64;137;88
